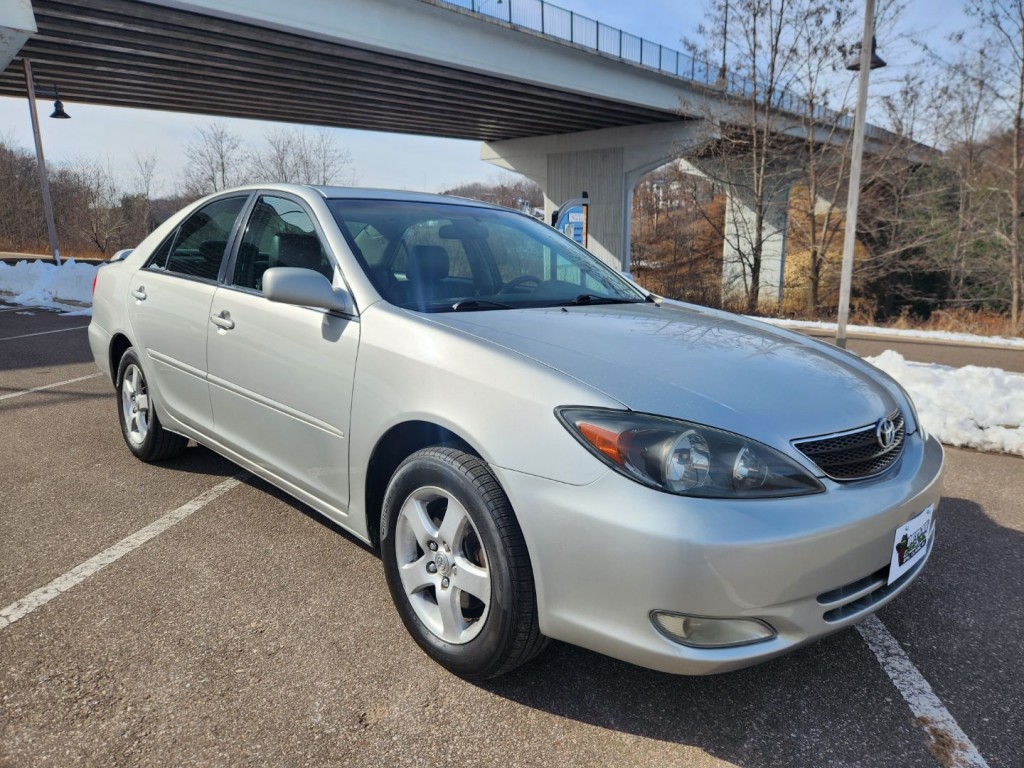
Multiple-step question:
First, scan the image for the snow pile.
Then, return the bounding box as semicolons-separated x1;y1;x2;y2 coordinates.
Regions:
0;259;98;314
755;316;1024;349
866;350;1024;457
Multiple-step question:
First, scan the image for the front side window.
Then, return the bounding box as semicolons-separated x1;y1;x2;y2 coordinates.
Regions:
232;195;333;290
148;196;247;281
329;199;644;312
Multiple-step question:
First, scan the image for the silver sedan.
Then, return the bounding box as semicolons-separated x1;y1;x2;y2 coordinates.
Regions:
89;184;944;679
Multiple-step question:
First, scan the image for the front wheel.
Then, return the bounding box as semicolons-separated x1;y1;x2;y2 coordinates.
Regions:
381;446;546;679
116;346;188;462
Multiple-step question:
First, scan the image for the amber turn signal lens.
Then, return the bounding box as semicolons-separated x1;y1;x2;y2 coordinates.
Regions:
578;422;626;465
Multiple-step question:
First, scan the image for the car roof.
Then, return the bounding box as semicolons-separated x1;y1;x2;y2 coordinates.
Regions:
307;185;503;210
202;183;510;212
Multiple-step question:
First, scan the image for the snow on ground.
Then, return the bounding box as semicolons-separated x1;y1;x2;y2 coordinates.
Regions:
754;315;1024;349
0;259;97;314
865;351;1024;457
1;259;1021;456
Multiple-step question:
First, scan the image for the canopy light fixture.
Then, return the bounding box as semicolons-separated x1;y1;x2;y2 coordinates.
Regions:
846;35;886;71
50;95;71;119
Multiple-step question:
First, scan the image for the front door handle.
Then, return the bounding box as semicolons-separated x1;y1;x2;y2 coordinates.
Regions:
210;310;235;330
130;286;147;301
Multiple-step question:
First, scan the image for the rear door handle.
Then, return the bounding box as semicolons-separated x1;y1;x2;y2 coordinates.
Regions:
210;310;235;330
130;286;147;300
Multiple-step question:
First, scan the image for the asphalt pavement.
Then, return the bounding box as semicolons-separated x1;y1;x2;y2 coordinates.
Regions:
1;306;1021;767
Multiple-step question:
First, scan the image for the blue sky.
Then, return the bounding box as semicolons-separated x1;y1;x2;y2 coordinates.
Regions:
0;0;974;196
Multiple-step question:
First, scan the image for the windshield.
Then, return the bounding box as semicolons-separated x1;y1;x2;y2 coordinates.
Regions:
328;199;645;312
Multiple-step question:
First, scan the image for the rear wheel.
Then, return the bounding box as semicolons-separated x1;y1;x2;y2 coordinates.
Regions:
381;446;546;679
116;347;187;462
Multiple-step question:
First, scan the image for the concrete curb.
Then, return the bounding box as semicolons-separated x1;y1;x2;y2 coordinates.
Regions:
785;325;1024;352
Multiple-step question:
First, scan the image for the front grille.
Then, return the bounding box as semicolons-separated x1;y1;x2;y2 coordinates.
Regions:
793;410;905;481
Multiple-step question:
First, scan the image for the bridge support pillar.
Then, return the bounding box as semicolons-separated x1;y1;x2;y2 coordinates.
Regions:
679;157;799;310
482;121;708;272
720;188;791;309
0;2;36;72
485;122;804;309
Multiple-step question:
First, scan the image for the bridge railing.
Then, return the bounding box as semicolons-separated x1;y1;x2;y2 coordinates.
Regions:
430;0;898;143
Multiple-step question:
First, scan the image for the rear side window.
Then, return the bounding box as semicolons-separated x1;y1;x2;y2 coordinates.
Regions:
147;196;247;281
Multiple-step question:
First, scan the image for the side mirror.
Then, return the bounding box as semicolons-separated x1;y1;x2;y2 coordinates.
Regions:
262;267;355;315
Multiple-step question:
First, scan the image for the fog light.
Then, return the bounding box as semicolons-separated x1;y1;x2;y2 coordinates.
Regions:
651;611;776;648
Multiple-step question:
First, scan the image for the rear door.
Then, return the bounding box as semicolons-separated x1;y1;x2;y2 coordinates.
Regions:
206;194;360;514
126;195;249;433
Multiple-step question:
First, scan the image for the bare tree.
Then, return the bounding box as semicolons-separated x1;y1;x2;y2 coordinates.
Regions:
122;151;159;246
631;165;724;305
783;0;858;313
0;135;46;252
294;129;357;186
683;0;861;314
922;49;1000;306
53;159;127;256
248;127;295;183
183;122;247;197
967;0;1024;331
443;174;543;210
249;127;356;186
132;151;158;199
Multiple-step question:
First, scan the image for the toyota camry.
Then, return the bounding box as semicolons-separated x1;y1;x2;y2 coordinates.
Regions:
89;184;944;679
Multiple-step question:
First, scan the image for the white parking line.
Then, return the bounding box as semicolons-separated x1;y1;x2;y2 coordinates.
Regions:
0;325;90;341
858;615;989;767
0;474;248;631
0;372;104;401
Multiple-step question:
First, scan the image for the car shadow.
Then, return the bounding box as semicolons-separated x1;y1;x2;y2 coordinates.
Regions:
238;469;378;556
470;495;1021;767
872;494;1023;767
151;442;246;479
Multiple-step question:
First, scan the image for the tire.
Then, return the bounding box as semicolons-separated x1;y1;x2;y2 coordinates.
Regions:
381;446;546;679
115;346;188;462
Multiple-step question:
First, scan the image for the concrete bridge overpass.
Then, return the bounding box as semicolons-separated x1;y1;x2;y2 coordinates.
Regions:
0;0;917;296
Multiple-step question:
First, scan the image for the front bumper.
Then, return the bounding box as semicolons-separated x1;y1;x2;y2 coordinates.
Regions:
493;432;944;675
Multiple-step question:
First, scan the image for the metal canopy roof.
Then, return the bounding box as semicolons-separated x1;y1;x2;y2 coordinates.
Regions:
0;0;681;141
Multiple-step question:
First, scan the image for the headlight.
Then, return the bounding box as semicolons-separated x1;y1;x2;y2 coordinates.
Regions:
557;407;824;498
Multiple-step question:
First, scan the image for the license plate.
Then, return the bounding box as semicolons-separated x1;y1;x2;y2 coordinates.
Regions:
888;505;933;584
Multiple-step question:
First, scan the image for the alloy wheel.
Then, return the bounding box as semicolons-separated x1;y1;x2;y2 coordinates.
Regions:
120;363;150;446
394;485;491;644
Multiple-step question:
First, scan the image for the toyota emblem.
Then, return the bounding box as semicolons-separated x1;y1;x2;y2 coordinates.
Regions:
876;417;897;449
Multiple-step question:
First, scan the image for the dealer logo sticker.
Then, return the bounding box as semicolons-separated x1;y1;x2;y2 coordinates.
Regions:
888;505;933;584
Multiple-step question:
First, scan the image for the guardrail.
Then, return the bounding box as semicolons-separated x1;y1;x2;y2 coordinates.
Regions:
426;0;901;144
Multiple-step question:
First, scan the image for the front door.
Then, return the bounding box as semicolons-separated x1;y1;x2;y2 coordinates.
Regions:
206;194;359;516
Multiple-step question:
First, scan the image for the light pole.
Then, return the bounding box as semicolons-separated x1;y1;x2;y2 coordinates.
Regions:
720;0;729;82
23;58;69;266
835;2;885;349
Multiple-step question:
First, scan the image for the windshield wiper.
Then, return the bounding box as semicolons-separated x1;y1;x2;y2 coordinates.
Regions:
568;293;643;305
451;299;514;311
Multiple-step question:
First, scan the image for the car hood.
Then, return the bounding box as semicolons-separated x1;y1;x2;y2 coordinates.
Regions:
424;302;899;450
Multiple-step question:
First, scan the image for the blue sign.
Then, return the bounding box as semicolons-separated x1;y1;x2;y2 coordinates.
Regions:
553;196;588;248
